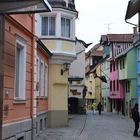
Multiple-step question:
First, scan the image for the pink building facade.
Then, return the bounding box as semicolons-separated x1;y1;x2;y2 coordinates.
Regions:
109;60;124;113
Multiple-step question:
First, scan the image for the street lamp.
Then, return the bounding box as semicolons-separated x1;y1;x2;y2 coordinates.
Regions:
0;0;51;139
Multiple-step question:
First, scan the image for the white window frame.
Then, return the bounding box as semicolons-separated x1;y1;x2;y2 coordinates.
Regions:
61;17;71;38
40;60;44;96
44;64;48;97
14;36;26;100
36;57;39;96
41;16;56;36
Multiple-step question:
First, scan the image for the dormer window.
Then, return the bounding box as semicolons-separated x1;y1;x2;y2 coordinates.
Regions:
61;17;71;38
41;16;55;36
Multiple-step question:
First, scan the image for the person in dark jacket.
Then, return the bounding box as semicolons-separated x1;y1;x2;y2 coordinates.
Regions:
97;102;102;115
131;103;140;137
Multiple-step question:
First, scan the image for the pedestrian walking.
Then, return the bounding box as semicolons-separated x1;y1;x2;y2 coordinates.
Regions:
92;102;96;115
97;102;102;115
131;103;140;137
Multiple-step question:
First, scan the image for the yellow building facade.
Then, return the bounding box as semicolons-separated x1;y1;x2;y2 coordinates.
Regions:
35;0;78;127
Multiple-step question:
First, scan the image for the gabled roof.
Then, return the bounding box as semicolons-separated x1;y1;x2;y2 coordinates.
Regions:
107;34;133;43
100;34;133;44
86;43;103;57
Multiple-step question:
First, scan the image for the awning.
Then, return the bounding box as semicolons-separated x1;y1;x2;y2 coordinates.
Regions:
0;0;52;14
125;0;140;20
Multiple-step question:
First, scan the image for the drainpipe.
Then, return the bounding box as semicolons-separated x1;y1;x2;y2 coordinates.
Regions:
31;15;35;140
125;19;137;27
125;12;139;32
0;14;4;140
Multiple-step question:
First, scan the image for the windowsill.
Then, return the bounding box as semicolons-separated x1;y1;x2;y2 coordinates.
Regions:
40;36;75;42
13;99;27;104
36;97;48;100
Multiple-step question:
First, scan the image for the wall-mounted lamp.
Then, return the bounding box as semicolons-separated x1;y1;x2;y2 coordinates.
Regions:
61;63;70;75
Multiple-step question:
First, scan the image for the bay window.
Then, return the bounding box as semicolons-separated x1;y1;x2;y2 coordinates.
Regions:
61;17;71;38
41;16;55;36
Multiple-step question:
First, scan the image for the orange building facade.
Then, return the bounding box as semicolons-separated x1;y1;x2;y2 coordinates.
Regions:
2;14;35;140
34;39;52;136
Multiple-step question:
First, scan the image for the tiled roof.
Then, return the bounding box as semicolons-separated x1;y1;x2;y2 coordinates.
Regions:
86;43;103;57
107;34;133;43
100;34;133;44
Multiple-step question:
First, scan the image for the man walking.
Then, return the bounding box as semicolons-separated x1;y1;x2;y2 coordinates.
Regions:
131;103;140;137
97;102;102;115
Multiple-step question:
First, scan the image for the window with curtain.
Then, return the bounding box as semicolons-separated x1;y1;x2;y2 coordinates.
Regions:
61;17;70;38
40;61;44;96
41;16;55;36
44;65;48;97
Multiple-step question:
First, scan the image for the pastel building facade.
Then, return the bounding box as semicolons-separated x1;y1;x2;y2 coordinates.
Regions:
35;0;78;127
116;46;136;116
2;14;35;140
34;39;52;137
68;38;86;114
100;60;110;112
100;34;133;114
85;44;103;108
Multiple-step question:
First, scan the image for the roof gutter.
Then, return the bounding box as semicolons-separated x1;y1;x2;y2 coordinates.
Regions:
125;0;140;31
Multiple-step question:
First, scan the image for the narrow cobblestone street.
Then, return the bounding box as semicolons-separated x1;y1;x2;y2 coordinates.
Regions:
35;111;140;140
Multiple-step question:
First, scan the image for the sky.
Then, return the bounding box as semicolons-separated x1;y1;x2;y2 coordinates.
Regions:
75;0;138;51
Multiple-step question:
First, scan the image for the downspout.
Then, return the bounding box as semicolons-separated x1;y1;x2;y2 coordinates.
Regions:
31;14;35;140
125;12;139;31
0;14;4;140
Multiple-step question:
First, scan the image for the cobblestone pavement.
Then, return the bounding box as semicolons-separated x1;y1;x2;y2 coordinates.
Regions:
35;111;140;140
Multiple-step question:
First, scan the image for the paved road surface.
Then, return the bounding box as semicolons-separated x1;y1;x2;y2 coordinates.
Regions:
35;111;140;140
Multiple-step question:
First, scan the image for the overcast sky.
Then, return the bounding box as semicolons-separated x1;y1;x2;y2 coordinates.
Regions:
75;0;138;51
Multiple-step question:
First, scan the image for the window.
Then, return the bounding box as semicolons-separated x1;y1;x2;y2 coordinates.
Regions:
40;119;43;131
113;62;115;71
44;118;47;128
120;60;122;70
15;36;26;100
117;80;119;91
110;63;112;72
61;17;71;38
36;57;39;95
41;16;55;36
110;81;112;91
40;61;44;96
116;61;118;70
122;58;125;69
113;80;115;91
44;65;48;97
126;80;130;92
138;48;140;61
138;73;140;85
